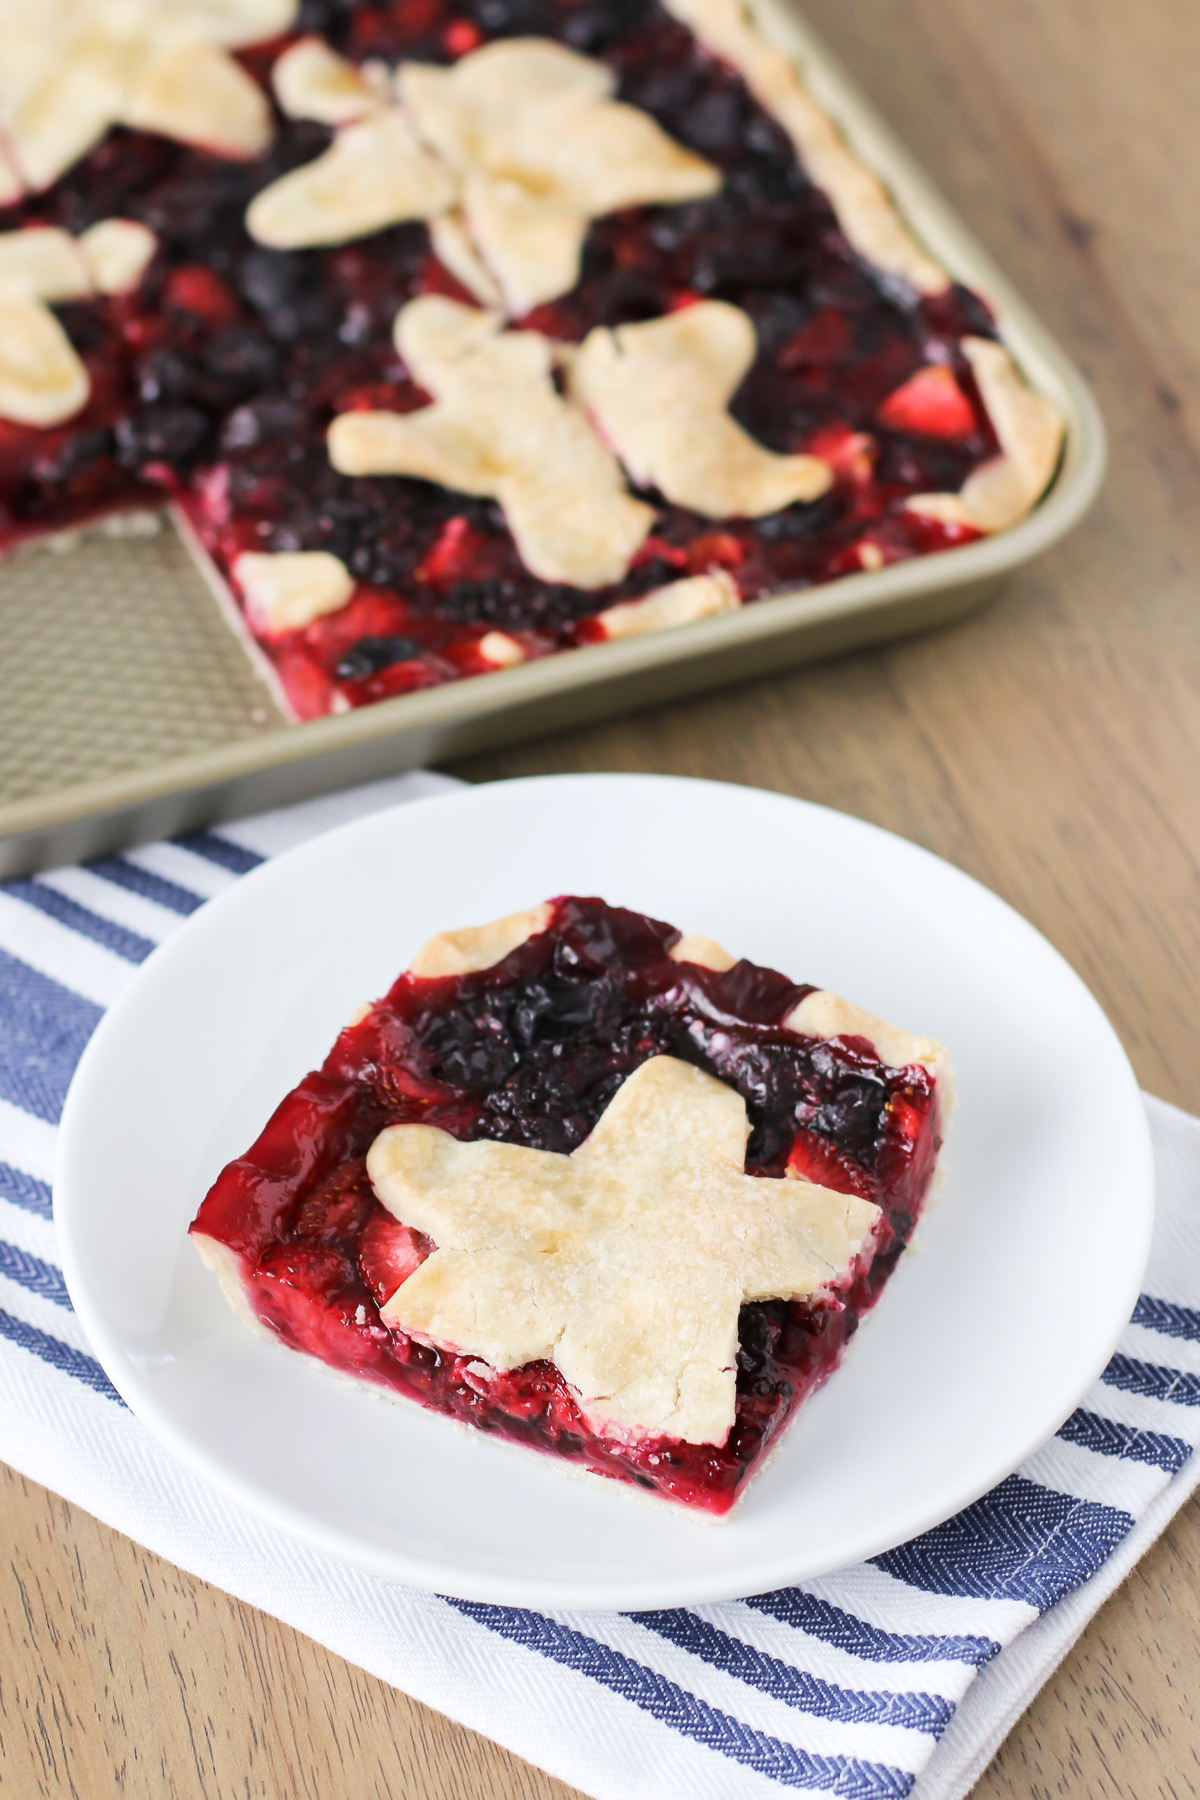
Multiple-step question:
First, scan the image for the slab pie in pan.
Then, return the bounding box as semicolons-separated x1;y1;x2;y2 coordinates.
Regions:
0;0;1104;873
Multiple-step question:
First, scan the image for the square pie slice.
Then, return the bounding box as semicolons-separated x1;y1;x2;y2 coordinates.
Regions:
190;896;952;1515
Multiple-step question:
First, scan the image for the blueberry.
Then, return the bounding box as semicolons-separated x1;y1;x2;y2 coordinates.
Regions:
219;398;304;452
51;302;107;352
737;1302;783;1377
337;301;376;346
443;578;505;625
266;291;341;343
510;979;607;1049
680;89;746;155
115;405;208;468
746;1117;792;1169
647;213;688;254
560;0;625;50
812;1079;886;1155
626;557;679;593
753;502;829;541
743;293;809;355
439;1036;520;1091
335;635;422;681
728;159;800;207
32;428;113;487
422;1008;519;1093
294;0;340;27
204;326;280;387
139;177;240;250
742;113;795;163
239;248;304;314
469;0;552;32
134;349;193;403
624;65;699;120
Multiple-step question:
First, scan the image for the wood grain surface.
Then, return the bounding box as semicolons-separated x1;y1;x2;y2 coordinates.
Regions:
5;0;1200;1793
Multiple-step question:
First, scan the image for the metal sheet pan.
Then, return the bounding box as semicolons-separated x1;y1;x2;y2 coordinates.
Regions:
0;0;1105;878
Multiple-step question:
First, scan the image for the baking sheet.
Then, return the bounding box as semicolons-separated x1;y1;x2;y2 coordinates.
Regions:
0;2;1105;878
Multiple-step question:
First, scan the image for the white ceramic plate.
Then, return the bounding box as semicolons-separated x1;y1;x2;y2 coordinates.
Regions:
55;775;1154;1610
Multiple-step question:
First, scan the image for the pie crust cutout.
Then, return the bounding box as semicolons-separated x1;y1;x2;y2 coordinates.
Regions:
0;0;296;195
328;297;655;588
370;1054;880;1444
569;302;833;518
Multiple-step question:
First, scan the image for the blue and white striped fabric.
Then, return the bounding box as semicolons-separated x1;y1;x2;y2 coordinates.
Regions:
3;770;1199;1800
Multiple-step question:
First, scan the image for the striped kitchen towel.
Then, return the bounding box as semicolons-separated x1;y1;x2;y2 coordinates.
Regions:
2;769;1198;1800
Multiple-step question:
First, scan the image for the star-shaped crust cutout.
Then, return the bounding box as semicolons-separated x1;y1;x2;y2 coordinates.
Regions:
248;35;719;316
570;301;833;517
367;1054;881;1446
327;296;654;589
399;38;721;315
329;295;841;589
0;0;295;198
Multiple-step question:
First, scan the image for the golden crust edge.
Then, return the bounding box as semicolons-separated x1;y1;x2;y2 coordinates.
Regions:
662;0;1065;537
407;901;555;977
661;0;947;294
190;1231;277;1346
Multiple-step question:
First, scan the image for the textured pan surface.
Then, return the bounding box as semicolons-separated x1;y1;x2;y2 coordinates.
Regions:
0;521;286;810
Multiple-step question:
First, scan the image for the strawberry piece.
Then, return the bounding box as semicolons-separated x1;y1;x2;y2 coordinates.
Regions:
803;423;876;484
359;1205;434;1306
163;266;238;325
787;1128;876;1200
632;534;690;571
443;18;481;55
416;514;493;585
877;365;976;440
687;531;744;573
294;1159;375;1240
332;382;428;415
416;254;485;309
273;645;338;720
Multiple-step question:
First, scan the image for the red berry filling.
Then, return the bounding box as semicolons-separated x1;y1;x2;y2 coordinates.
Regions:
191;897;945;1513
0;0;1001;720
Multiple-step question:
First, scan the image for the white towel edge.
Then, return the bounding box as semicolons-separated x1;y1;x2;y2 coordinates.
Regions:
911;1445;1200;1800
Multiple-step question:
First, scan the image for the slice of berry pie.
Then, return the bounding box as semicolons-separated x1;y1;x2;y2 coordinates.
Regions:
190;896;952;1514
1;0;1063;723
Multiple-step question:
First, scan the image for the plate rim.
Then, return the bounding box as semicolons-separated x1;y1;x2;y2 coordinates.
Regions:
54;773;1156;1608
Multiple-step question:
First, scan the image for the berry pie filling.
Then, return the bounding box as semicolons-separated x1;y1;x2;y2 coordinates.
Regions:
0;0;1062;722
190;896;952;1514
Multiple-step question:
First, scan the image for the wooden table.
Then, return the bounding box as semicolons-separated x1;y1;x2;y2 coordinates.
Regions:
6;0;1200;1791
